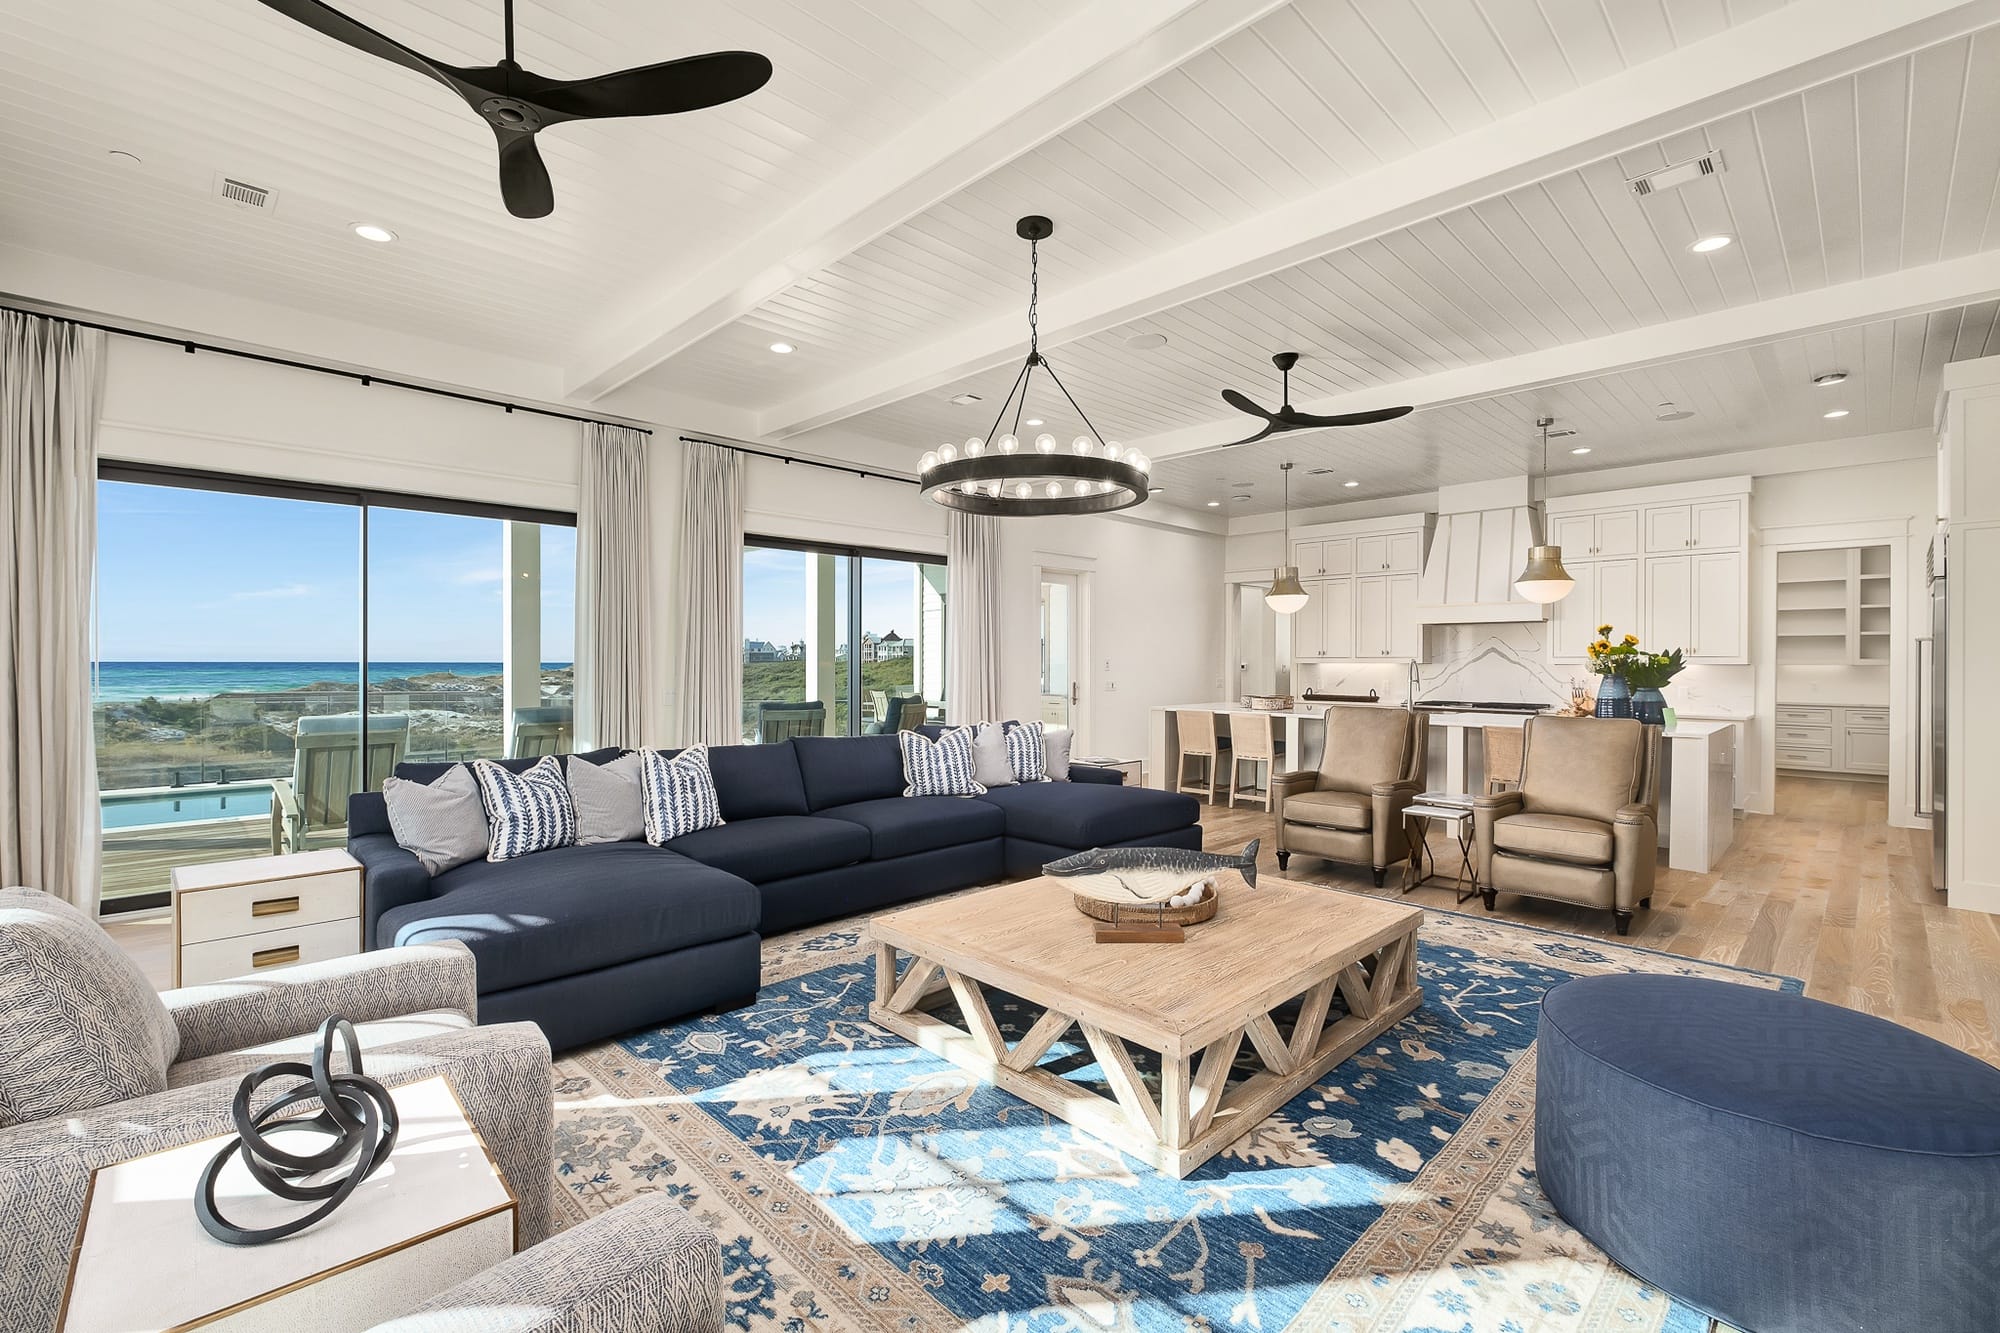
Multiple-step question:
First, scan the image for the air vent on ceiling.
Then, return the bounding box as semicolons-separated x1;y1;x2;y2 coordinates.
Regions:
212;173;279;212
948;392;982;405
1628;150;1725;197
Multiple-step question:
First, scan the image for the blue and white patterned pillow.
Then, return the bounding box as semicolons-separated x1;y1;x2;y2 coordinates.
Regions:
640;746;725;844
900;726;986;798
1003;720;1047;784
471;756;577;861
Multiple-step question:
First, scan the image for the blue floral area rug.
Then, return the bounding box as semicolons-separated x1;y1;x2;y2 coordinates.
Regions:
551;901;1797;1332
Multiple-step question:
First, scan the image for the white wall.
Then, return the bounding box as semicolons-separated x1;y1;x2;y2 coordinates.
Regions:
997;512;1227;761
96;334;1224;757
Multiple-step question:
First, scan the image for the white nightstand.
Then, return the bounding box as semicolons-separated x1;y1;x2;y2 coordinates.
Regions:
170;848;363;987
1077;756;1145;786
60;1076;515;1333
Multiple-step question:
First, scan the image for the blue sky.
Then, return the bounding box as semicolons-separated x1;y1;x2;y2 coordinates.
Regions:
96;481;575;661
742;547;932;647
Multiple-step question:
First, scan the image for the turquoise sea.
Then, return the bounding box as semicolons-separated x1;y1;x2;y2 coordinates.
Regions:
92;661;572;703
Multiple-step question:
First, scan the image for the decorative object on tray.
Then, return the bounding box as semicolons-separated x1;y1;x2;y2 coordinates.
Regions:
1047;841;1257;943
1556;678;1597;717
194;1016;400;1247
1242;694;1294;711
1621;644;1687;727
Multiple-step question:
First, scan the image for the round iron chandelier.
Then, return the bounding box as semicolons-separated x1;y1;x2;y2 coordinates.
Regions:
918;216;1150;516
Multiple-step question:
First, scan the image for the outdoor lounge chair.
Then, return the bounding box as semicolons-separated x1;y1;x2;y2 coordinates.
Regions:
862;693;924;734
755;700;825;743
509;705;574;758
270;712;409;854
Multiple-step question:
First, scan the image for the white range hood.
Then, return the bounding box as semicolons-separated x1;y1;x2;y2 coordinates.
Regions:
1415;476;1552;625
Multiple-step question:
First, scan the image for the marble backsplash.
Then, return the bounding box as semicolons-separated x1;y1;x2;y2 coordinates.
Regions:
1296;622;1755;718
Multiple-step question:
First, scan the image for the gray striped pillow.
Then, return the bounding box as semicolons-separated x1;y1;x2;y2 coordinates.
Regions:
383;764;490;874
567;751;645;845
640;746;725;844
0;887;179;1128
900;726;986;797
472;756;578;860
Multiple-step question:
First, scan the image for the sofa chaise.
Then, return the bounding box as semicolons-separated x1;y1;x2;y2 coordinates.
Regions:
349;732;1201;1050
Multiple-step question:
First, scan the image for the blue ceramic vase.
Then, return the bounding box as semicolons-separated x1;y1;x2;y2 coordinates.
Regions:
1630;686;1667;726
1595;674;1633;719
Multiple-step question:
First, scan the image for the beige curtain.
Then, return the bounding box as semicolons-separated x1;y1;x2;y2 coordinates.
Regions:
574;422;650;750
946;510;1002;724
1;312;106;912
675;440;743;746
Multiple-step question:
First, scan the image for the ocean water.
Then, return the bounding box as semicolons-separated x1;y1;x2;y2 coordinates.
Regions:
93;661;573;702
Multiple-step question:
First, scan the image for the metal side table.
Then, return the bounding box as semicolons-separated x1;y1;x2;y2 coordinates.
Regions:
1401;798;1479;904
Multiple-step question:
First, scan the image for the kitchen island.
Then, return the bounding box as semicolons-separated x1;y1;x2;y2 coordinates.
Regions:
1147;700;1398;795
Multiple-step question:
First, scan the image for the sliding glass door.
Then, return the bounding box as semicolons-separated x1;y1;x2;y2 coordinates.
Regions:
741;540;945;743
93;467;574;913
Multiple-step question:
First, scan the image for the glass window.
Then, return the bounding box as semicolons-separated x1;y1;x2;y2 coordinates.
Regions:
93;472;574;913
742;541;944;741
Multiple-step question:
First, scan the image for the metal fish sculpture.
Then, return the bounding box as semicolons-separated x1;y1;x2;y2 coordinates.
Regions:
1044;840;1259;904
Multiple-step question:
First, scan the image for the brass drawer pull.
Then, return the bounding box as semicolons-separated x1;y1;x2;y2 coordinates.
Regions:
252;944;301;969
251;895;301;918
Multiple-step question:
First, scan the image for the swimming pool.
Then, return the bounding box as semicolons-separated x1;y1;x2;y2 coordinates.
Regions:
101;784;273;830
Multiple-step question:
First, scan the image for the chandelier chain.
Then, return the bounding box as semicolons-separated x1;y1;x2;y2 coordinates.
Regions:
1028;239;1039;357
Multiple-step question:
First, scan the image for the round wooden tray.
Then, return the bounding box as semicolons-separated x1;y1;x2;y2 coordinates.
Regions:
1071;882;1218;926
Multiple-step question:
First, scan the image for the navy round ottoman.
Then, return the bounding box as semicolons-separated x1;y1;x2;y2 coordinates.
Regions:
1536;974;2000;1332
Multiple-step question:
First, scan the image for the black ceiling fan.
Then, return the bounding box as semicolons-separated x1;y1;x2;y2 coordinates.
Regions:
256;0;773;219
1219;351;1413;446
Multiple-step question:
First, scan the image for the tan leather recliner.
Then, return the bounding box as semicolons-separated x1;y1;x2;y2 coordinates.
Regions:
1273;706;1428;887
1473;715;1660;935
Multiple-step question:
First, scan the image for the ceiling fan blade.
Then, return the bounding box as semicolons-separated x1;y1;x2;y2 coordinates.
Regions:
1221;388;1279;420
1218;421;1283;448
531;51;774;119
255;0;458;93
1279;405;1416;428
494;129;554;219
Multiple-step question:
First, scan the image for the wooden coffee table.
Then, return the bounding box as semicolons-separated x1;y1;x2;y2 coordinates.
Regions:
867;873;1423;1178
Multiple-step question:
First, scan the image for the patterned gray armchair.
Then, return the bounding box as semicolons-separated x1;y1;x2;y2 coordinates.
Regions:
0;886;721;1332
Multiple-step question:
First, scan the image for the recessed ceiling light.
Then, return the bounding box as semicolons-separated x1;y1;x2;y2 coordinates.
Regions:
107;149;142;164
350;223;397;244
1823;408;1850;419
1688;233;1734;254
1231;493;1252;501
1655;401;1694;422
949;393;983;405
1149;486;1164;495
1206;500;1221;507
1126;333;1170;351
1571;446;1592;455
1813;371;1849;386
768;341;795;354
1343;480;1360;488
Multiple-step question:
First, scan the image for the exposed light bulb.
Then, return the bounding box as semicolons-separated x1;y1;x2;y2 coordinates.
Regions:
1013;482;1033;499
997;434;1018;454
1129;452;1151;473
1100;443;1121;462
919;451;940;473
938;442;957;463
964;436;986;457
1071;436;1094;456
1045;481;1063;498
1034;433;1057;454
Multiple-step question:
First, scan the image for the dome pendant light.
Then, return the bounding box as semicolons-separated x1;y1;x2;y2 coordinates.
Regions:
1266;462;1310;614
1515;416;1576;605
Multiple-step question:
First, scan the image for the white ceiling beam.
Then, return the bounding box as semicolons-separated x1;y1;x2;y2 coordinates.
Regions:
760;0;2000;440
562;0;1291;401
1125;249;2000;461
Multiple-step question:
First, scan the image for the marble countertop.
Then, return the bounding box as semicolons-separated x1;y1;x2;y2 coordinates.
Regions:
1153;701;1331;719
1416;710;1735;741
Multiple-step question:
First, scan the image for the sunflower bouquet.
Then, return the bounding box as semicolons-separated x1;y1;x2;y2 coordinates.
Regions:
1585;624;1641;677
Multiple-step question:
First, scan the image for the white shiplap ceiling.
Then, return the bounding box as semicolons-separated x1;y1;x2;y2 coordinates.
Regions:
4;0;1999;509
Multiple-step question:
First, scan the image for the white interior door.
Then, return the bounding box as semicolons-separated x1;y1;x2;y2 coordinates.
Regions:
1040;572;1083;740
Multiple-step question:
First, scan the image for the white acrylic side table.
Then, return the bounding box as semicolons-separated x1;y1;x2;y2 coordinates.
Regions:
60;1076;515;1333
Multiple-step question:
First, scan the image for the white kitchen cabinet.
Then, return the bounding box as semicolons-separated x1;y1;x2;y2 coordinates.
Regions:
1598;558;1640;640
1387;573;1421;657
1354;575;1388;657
1646;554;1693;649
1554;508;1638;558
1549;559;1638;659
1645;500;1742;553
1292;538;1352;578
1776;702;1890;777
1353;532;1422;574
1691;550;1742;659
1843;727;1891;773
1292;577;1354;659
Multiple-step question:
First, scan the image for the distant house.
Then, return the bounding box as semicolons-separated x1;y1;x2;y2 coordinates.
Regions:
743;639;782;663
877;629;913;660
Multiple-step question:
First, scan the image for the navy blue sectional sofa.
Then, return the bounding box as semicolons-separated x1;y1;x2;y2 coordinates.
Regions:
348;733;1200;1050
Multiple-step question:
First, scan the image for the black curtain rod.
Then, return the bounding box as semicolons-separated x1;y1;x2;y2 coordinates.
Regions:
678;434;916;486
4;302;652;436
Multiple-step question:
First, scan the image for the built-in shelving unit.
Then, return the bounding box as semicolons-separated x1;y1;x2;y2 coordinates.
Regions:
1775;544;1893;665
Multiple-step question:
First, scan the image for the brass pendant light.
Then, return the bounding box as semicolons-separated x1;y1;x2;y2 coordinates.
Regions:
1515;416;1576;604
1265;462;1310;614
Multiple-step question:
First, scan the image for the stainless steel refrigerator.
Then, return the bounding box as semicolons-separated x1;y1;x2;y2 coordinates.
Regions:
1924;528;1947;892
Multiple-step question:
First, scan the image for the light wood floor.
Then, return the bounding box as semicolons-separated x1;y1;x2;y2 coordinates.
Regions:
1200;775;1998;1066
106;775;1998;1066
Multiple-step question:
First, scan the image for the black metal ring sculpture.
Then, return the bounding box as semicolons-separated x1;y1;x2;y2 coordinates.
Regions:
194;1016;401;1246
